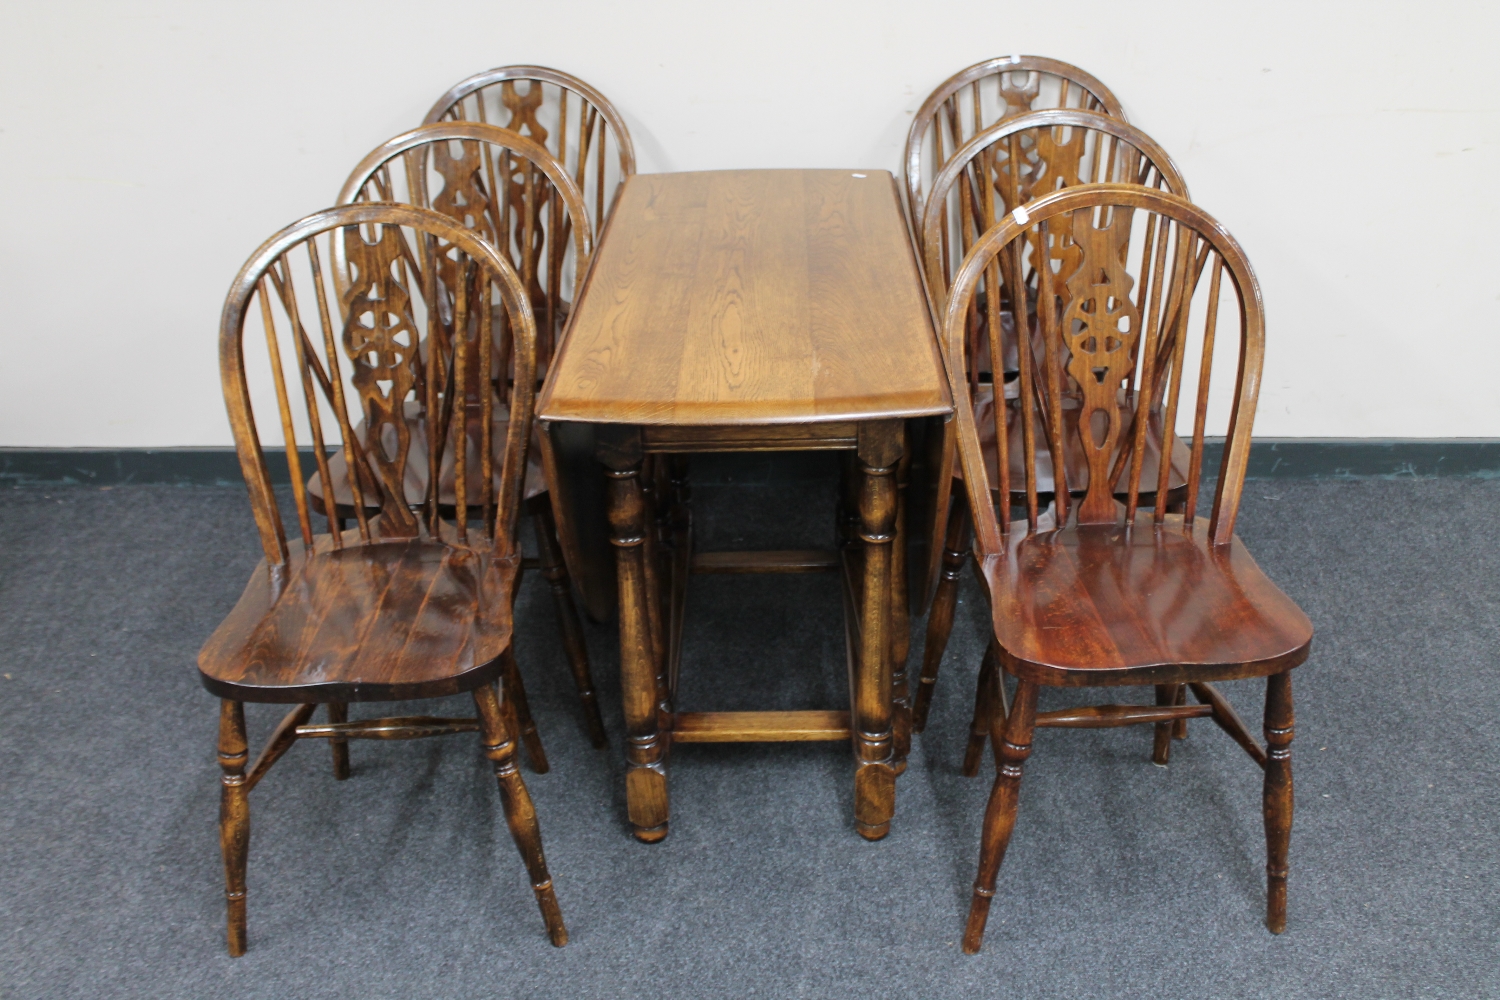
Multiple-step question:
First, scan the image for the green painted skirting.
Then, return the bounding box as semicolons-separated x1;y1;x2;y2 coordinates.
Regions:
1;440;1497;486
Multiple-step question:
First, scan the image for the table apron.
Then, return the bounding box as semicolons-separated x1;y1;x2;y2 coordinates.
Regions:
642;422;859;453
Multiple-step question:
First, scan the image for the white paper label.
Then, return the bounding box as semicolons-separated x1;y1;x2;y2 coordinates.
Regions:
1013;205;1031;226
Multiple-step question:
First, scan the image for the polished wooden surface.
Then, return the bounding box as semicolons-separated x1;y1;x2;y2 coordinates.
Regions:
982;515;1311;685
937;185;1312;953
200;534;518;703
537;169;950;426
202;204;566;954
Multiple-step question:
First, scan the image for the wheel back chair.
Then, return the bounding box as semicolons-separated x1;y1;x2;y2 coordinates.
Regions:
198;203;568;954
911;111;1190;756
937;184;1313;953
426;65;635;624
303;122;606;755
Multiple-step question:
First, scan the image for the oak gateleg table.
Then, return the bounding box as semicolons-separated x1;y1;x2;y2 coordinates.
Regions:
536;168;952;842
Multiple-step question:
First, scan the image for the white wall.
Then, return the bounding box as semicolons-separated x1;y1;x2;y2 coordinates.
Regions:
1;0;1493;446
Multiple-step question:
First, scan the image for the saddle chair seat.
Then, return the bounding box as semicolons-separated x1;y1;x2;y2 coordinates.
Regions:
981;513;1313;686
198;532;519;704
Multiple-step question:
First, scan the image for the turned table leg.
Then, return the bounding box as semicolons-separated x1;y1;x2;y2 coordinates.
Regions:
853;421;901;840
600;427;670;842
890;441;912;773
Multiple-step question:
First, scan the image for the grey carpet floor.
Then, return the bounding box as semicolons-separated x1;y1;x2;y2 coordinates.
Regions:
1;473;1497;999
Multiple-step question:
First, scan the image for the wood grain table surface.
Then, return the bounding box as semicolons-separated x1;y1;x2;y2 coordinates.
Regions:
537;168;950;427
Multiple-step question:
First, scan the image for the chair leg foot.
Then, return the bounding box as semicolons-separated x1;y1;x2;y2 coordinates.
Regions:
474;682;567;947
533;878;569;946
1264;671;1294;934
962;679;1037;954
962;885;994;954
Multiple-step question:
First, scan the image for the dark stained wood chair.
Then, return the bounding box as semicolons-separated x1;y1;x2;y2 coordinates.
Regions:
425;66;636;625
936;184;1312;953
903;55;1125;255
308;121;607;753
199;203;567;955
911;111;1191;741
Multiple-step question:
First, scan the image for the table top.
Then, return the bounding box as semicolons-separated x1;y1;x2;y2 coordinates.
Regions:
537;169;951;427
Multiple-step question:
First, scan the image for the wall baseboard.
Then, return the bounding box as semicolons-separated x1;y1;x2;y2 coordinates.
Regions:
1;440;1497;487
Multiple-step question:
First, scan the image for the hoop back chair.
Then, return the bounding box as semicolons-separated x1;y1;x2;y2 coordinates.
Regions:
425;65;636;233
912;111;1189;732
198;203;567;954
903;56;1125;248
938;185;1312;953
315;122;607;750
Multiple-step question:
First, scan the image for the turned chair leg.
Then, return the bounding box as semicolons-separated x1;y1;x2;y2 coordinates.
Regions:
1264;671;1294;933
962;678;1038;955
501;649;550;774
217;700;250;957
327;702;350;779
533;503;607;748
962;640;1001;777
914;495;970;733
473;682;568;947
